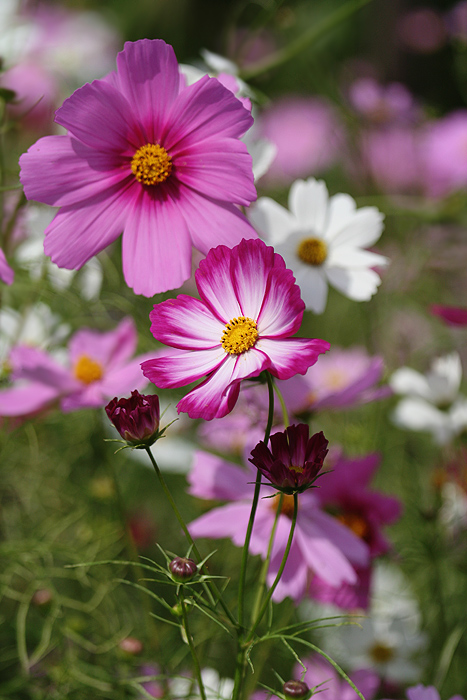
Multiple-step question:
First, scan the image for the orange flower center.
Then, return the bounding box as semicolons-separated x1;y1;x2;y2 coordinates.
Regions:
221;316;258;355
369;641;395;663
297;237;327;266
131;143;172;186
337;511;370;540
271;493;296;518
74;355;103;384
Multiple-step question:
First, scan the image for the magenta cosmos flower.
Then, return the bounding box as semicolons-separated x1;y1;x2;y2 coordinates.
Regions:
188;450;369;603
0;248;14;285
19;39;257;296
142;238;330;420
0;318;151;416
431;304;467;326
249;424;329;494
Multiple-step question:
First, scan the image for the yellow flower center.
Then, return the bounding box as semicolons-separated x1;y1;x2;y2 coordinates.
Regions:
74;355;103;385
271;494;296;518
337;511;370;541
369;641;395;664
221;316;258;355
297;237;327;266
131;143;172;186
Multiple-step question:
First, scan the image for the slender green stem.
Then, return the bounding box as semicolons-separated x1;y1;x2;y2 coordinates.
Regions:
236;371;275;629
273;383;290;429
246;493;298;642
250;494;283;625
180;594;207;700
240;0;373;81
144;448;237;628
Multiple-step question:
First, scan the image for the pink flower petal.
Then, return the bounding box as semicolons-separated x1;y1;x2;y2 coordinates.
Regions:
256;337;330;380
257;267;305;337
142;347;226;389
20;135;132;208
189;502;251;543
114;39;181;143
121;185;193;296
99;354;151;397
0;248;14;285
174;137;255;205
10;345;77;393
195;244;243;323
43;180;135;269
163;75;253;150
55;79;140;153
69;318;137;369
179;188;257;259
188;451;253;501
149;295;224;350
0;382;60;416
294;520;358;587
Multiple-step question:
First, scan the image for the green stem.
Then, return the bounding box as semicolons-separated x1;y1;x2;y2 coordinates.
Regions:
144;448;237;628
236;372;275;629
240;0;373;81
180;594;207;700
273;383;290;429
232;372;275;700
246;493;298;642
250;494;283;625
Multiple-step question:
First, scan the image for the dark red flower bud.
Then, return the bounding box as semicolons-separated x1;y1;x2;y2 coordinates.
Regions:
169;557;198;583
249;424;329;494
283;680;311;699
105;390;160;446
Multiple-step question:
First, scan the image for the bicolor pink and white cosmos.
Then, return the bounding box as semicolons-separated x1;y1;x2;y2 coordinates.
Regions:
142;238;330;421
19;39;257;296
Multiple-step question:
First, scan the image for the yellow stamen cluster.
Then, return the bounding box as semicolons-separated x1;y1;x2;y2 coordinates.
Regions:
74;355;103;385
337;511;370;540
369;641;395;663
131;143;172;186
271;494;296;519
297;237;327;266
221;316;258;355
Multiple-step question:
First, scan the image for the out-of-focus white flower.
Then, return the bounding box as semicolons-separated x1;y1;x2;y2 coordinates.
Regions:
16;205;103;301
0;302;69;365
302;562;425;683
390;353;467;444
170;668;234;700
440;481;467;533
249;178;387;313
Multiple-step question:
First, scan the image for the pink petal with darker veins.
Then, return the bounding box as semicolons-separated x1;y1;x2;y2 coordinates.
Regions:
256;337;330;380
149;295;223;350
142;347;226;389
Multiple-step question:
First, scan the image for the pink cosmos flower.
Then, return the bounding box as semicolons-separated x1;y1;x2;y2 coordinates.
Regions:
349;78;417;125
278;346;391;415
142;238;330;421
19;39;257;296
188;450;369;603
308;451;402;610
359;126;423;194
402;685;464;700
0;318;151;416
0;248;14;285
422;111;467;197
257;96;343;185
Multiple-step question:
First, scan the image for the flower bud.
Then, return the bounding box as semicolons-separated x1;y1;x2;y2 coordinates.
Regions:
169;557;198;583
283;680;311;699
105;390;160;446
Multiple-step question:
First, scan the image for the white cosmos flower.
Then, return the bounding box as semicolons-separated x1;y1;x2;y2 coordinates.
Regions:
390;353;467;445
249;178;388;313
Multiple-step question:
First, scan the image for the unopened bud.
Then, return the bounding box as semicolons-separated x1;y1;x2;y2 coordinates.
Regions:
169;557;198;583
283;680;311;699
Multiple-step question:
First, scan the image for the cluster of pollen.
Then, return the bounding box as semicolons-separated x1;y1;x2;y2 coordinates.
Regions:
337;511;370;541
221;316;258;355
271;493;297;518
297;237;327;266
74;355;103;385
131;143;172;186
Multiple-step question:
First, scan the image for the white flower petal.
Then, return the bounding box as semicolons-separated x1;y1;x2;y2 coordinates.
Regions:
330;207;384;248
295;265;328;313
289;178;329;233
325;266;382;301
389;367;432;400
248;197;297;245
326;246;389;268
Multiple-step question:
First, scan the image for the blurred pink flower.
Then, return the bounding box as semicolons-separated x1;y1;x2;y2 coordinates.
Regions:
142;238;329;420
0;318;151;416
296;655;379;700
392;684;465;700
308;450;401;610
447;1;467;42
359;126;423;194
257;96;343;184
0;62;58;132
278;346;391;414
20;39;257;296
188;450;369;603
422;111;467;197
349;78;417;125
0;248;14;285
